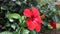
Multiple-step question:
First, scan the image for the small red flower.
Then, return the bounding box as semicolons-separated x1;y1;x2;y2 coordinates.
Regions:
50;21;56;29
23;7;43;32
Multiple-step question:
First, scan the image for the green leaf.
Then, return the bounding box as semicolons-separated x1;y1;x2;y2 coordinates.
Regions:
19;16;26;27
6;13;21;19
16;1;21;5
5;21;11;27
13;27;21;34
43;21;48;26
19;20;26;27
29;30;36;34
21;29;30;34
1;5;8;10
11;24;16;30
58;10;60;16
52;15;59;22
37;0;53;6
9;19;14;22
0;31;13;34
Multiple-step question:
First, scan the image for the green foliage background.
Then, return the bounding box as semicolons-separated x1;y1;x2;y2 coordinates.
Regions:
0;0;60;34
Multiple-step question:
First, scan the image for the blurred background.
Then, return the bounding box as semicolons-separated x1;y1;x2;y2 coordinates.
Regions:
0;0;60;34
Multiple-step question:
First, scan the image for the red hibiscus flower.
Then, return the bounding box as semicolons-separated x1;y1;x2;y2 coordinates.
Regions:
50;21;56;29
23;7;43;32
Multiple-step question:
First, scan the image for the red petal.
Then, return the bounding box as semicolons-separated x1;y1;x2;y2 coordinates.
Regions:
32;20;41;32
35;24;41;32
50;21;56;29
34;16;43;24
23;8;32;17
32;7;40;17
26;19;35;30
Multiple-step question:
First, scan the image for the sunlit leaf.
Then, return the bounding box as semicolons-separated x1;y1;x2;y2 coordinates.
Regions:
6;13;21;19
21;29;30;34
0;31;13;34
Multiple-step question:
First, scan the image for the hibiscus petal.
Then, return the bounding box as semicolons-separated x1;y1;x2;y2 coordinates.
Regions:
34;16;43;24
33;20;41;32
23;8;32;17
26;19;35;30
32;7;40;17
35;24;41;32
